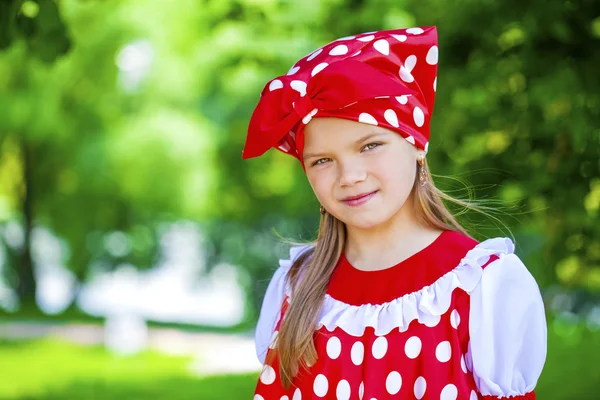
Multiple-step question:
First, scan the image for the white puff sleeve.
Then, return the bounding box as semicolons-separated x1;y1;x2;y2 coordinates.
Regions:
254;245;312;364
468;246;547;399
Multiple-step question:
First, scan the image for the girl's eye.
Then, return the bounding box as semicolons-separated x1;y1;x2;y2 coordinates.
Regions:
312;158;331;166
363;142;381;151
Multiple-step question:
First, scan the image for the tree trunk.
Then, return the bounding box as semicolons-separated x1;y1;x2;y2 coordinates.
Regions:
16;140;36;309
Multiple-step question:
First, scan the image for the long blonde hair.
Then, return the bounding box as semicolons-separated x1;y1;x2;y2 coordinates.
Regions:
268;158;483;388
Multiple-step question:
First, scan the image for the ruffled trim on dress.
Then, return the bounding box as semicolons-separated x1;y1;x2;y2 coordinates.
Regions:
283;237;515;337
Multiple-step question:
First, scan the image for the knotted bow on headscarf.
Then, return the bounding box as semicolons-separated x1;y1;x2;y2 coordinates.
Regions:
243;60;417;160
242;26;439;163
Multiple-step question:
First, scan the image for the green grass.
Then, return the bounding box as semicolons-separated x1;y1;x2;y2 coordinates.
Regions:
0;318;598;399
0;338;257;400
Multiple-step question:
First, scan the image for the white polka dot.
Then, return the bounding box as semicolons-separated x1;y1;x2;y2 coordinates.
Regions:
351;50;361;57
351;341;364;365
405;136;416;145
281;396;289;400
425;142;429;153
371;336;388;359
329;45;348;56
336;380;351;400
450;310;461;329
433;76;437;92
269;79;283;91
326;336;342;359
293;388;302;400
313;374;328;397
290;80;307;97
312;62;328;77
359;113;378;126
404;336;422;359
395;95;409;104
405;55;417;70
386;371;402;394
414;376;427;399
307;48;323;61
357;35;375;42
338;35;355;41
399;66;414;82
254;395;264;400
440;384;458;400
269;330;278;349
301;108;318;125
373;39;390;55
426;45;438;65
287;66;300;75
470;390;478;400
422;314;440;327
260;365;276;385
413;106;425;127
391;34;407;42
436;341;452;363
383;109;399;128
358;382;364;400
461;354;467;373
406;27;425;35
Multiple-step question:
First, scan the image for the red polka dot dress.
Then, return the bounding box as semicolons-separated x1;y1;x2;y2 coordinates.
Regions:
253;230;546;400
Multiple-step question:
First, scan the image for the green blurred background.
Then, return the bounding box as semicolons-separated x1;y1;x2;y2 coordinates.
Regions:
0;0;599;399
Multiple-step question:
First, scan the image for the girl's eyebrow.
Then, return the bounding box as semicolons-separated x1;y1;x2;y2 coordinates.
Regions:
303;132;388;161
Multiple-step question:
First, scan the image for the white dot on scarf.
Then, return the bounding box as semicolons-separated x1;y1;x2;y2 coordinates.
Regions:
470;390;478;400
358;382;364;400
373;39;390;55
425;142;430;153
293;388;302;400
426;45;438;65
391;34;407;42
351;341;364;365
414;377;427;399
290;80;307;97
413;106;425;127
406;27;425;35
269;79;283;91
351;50;361;57
405;136;416;145
337;35;355;41
450;309;461;329
307;48;323;61
359;113;378;126
336;380;351;400
313;374;328;397
260;365;276;385
372;336;388;359
329;44;349;56
254;396;264;400
384;109;399;128
396;95;409;104
436;341;452;363
440;384;458;400
326;336;342;359
461;354;467;373
386;371;402;394
312;62;328;76
287;66;300;75
281;396;289;400
399;66;414;83
434;76;437;92
404;336;422;359
357;34;375;42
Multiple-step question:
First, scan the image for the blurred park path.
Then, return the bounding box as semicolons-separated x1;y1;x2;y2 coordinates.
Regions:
0;321;262;377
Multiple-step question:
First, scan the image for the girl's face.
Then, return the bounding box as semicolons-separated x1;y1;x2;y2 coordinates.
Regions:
303;117;421;231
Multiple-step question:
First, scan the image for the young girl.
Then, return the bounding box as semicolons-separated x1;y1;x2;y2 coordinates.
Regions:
242;26;547;400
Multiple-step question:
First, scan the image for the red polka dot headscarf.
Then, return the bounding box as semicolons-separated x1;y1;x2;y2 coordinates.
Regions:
242;26;438;163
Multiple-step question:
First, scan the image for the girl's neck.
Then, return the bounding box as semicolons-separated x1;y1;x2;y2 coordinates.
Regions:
343;201;445;272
